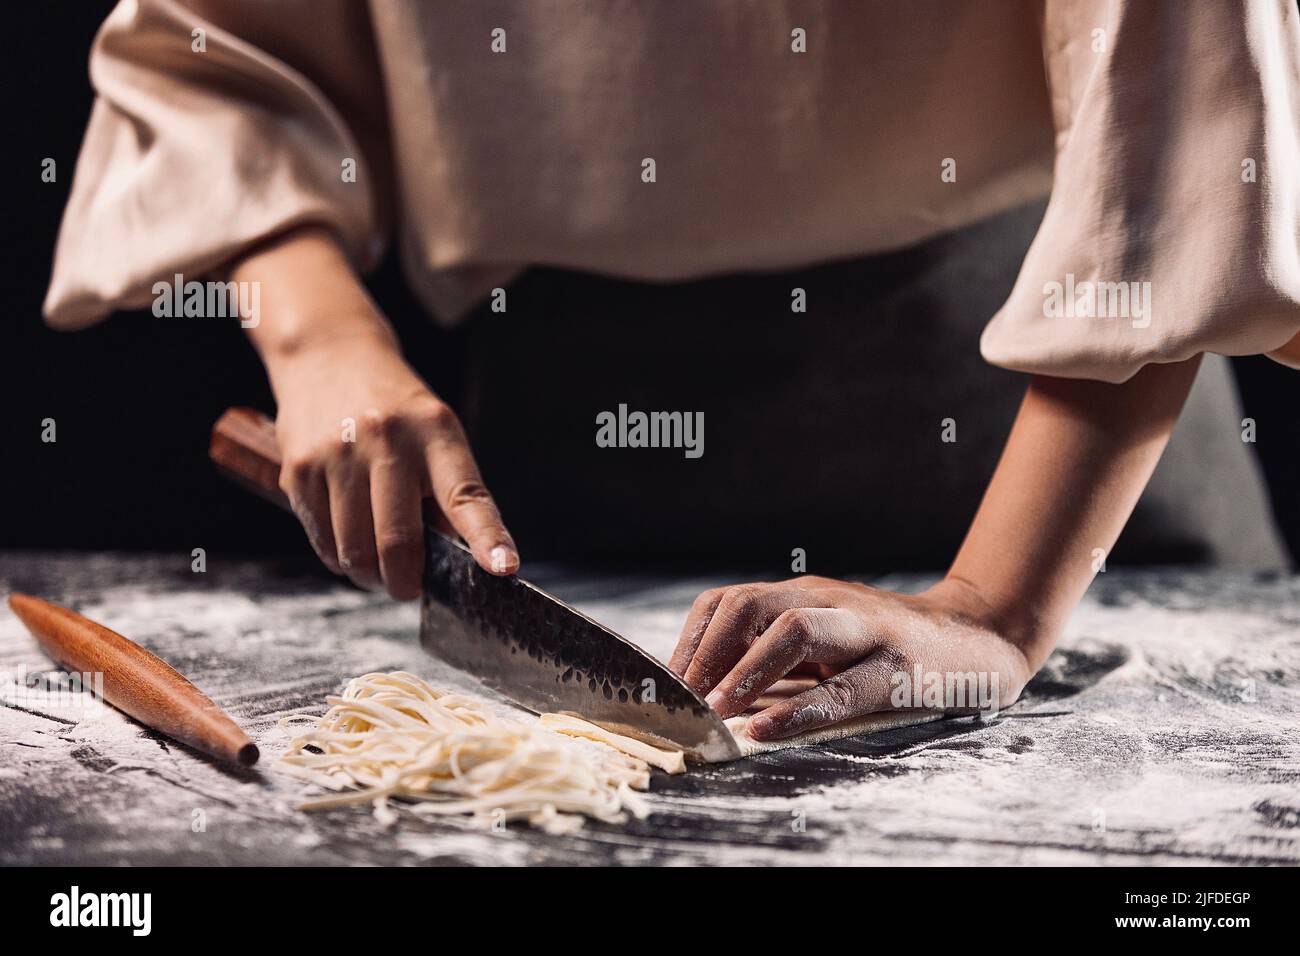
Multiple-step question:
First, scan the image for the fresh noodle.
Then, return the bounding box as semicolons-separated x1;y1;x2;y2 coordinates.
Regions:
278;671;684;834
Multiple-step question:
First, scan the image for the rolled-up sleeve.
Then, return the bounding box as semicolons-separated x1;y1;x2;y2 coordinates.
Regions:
44;0;390;329
981;0;1300;383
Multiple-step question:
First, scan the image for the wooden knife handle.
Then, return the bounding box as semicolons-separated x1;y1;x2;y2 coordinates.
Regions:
213;406;445;533
210;407;290;512
8;594;259;767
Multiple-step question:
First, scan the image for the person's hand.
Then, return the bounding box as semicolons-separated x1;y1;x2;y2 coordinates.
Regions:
668;576;1031;741
231;225;518;600
269;328;517;599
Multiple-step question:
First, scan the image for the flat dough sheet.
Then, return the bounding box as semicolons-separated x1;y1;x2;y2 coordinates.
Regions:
713;676;944;758
723;709;944;757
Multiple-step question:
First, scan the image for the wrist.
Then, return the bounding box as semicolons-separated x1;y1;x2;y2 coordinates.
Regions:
259;318;399;373
922;576;1047;665
231;225;399;366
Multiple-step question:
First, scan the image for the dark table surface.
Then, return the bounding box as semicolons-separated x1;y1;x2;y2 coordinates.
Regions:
1;552;1297;865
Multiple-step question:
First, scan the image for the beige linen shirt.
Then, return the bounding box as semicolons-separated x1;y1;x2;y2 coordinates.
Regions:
45;0;1300;382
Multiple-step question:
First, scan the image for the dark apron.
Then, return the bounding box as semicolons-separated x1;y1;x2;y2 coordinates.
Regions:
450;203;1047;571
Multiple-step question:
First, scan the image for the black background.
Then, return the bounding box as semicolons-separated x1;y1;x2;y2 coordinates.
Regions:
0;865;1283;939
3;2;1298;568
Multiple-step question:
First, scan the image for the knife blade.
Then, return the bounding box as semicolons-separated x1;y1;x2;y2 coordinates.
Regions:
420;531;739;760
210;407;741;762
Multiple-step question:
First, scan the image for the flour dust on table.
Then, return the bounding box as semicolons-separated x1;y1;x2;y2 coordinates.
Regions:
3;553;1297;865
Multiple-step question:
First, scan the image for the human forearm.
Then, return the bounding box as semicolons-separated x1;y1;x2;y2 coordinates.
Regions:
669;358;1202;738
225;224;518;592
232;225;398;380
941;356;1204;670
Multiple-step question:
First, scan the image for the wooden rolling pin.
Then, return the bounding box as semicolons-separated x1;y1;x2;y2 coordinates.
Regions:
8;593;259;767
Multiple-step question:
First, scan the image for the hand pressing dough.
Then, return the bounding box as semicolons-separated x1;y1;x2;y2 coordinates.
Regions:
723;710;945;757
714;674;946;757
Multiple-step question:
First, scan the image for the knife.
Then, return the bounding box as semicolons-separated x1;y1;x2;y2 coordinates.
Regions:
210;407;741;762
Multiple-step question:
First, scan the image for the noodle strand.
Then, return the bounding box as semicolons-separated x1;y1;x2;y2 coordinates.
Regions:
279;671;684;834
